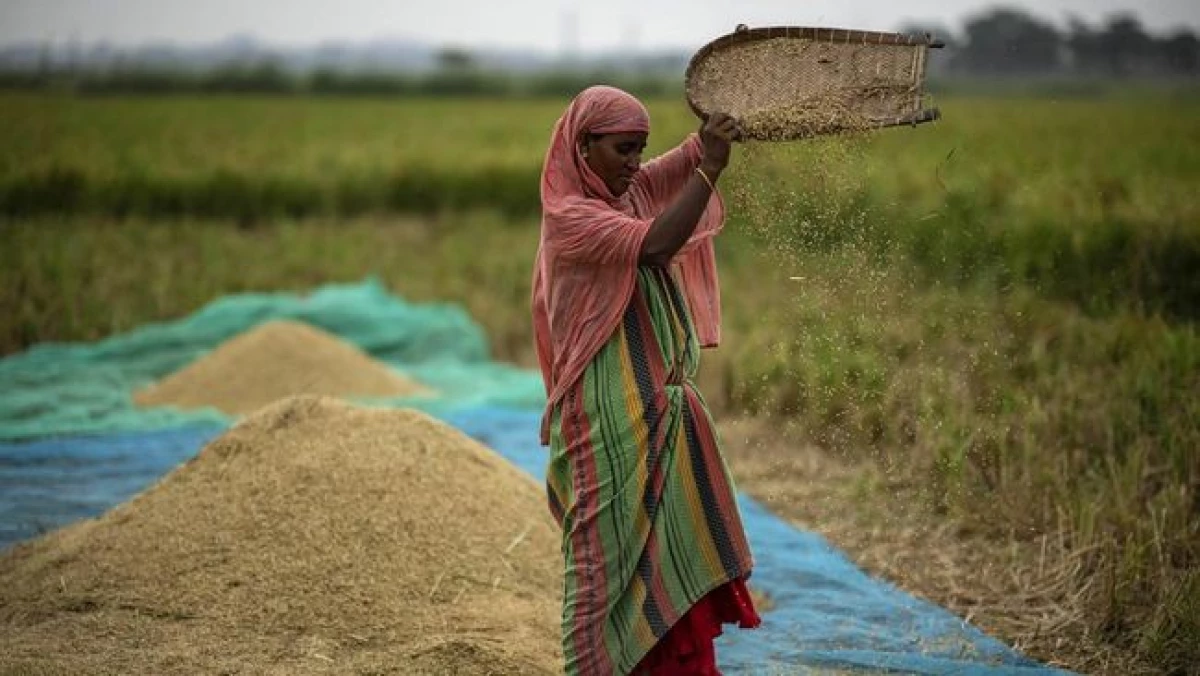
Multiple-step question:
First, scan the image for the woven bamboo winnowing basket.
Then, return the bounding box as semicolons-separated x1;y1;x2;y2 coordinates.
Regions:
686;25;944;141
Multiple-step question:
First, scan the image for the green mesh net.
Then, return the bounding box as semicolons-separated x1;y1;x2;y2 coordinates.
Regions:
0;279;545;441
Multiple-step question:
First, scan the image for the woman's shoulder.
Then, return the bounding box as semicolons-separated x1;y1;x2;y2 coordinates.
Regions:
544;194;634;222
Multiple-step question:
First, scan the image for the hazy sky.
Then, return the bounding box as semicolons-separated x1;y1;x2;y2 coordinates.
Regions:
3;0;1198;52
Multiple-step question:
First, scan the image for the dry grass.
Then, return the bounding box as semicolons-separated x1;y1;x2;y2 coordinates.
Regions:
719;417;1161;676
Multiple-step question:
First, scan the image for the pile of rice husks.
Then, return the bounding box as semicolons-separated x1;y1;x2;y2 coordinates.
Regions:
0;396;562;674
134;320;431;415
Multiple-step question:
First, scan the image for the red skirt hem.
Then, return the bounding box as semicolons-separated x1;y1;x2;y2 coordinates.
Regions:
631;577;761;675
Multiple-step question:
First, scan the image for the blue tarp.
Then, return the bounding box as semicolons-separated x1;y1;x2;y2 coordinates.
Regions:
0;425;223;545
0;282;1072;674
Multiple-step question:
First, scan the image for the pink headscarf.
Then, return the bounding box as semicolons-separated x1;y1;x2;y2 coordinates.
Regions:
532;85;725;443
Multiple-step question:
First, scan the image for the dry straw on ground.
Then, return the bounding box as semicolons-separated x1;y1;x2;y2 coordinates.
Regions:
0;396;562;674
134;320;431;414
719;419;1157;676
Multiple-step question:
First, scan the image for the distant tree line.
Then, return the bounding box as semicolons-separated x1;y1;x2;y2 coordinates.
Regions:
0;6;1196;96
0;55;681;98
904;8;1198;78
0;44;685;98
0;41;689;97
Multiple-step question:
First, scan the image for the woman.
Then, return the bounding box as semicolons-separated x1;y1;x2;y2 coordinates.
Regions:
532;85;759;676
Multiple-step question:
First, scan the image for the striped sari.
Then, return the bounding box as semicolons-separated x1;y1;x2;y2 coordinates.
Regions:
546;265;755;675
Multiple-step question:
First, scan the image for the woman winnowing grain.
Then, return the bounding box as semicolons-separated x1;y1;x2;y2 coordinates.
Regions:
532;85;759;675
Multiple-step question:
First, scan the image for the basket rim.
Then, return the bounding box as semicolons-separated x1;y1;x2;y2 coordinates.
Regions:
684;24;941;120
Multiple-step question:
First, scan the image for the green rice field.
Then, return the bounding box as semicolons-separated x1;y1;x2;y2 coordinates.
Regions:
1;91;1197;674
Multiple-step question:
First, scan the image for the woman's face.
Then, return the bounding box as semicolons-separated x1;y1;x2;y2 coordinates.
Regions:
581;132;648;196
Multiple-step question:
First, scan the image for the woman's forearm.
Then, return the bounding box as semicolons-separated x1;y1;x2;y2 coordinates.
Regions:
638;161;722;267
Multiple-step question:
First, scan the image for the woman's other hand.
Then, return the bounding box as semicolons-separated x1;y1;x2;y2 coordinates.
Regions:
699;113;740;175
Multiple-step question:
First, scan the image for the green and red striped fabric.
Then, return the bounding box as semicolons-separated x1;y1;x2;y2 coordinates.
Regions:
547;266;755;675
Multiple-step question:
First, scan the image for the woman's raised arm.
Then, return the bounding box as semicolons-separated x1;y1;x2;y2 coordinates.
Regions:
638;113;739;267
